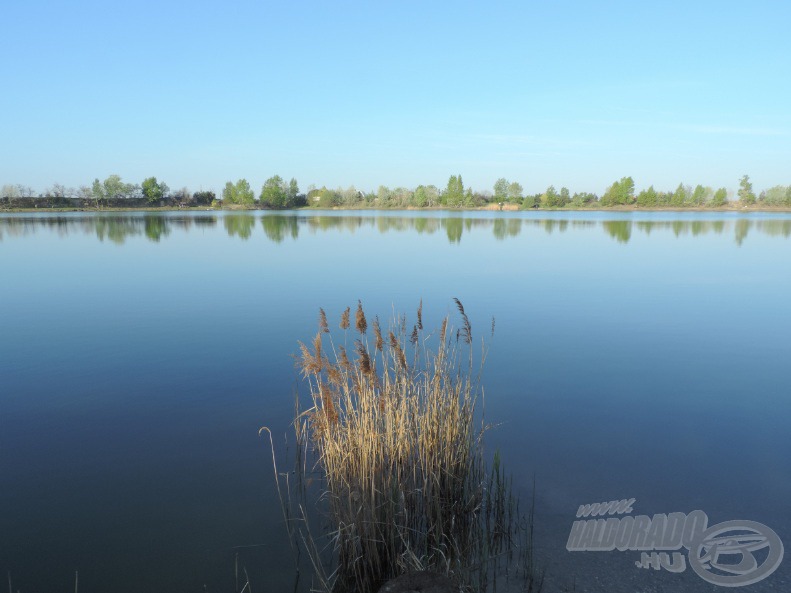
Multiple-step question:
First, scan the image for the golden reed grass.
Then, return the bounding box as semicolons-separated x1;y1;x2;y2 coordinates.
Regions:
266;300;540;593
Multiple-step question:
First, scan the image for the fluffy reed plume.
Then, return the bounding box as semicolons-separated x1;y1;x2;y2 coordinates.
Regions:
355;300;367;335
338;346;350;371
373;317;383;352
340;307;351;330
283;300;527;593
439;317;448;344
355;340;372;376
319;308;330;334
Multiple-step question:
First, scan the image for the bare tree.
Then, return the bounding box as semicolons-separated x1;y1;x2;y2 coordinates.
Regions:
1;184;20;199
15;184;35;197
44;183;75;201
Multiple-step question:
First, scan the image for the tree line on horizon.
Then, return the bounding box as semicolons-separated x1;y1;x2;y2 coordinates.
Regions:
2;173;791;209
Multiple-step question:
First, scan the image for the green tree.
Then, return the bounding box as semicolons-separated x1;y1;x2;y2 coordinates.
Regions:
571;192;597;207
463;188;475;207
260;175;287;208
601;177;635;206
738;175;756;205
91;174;136;206
760;185;790;206
689;185;710;207
91;179;104;205
443;175;465;207
338;186;360;207
559;187;570;206
507;181;523;202
222;179;254;206
376;185;392;206
391;187;413;208
222;182;235;204
412;185;429;207
316;187;340;208
287;178;299;206
636;186;658;207
710;187;728;207
141;177;169;203
670;183;688;207
542;185;562;208
493;178;509;201
412;185;438;208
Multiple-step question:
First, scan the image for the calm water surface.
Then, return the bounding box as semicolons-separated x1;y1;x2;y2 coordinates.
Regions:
1;211;789;592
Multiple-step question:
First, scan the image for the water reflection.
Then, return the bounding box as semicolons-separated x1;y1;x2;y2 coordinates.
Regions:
223;214;255;240
94;217;142;245
444;217;464;243
1;213;790;246
414;217;439;234
492;218;524;240
735;219;751;246
262;214;298;243
144;215;170;242
0;214;217;244
603;220;632;243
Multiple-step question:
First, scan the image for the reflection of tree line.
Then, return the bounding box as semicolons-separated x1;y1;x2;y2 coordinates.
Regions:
1;214;790;246
0;215;216;244
603;219;791;245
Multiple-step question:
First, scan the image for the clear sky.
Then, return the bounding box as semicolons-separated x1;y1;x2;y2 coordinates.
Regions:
2;0;789;196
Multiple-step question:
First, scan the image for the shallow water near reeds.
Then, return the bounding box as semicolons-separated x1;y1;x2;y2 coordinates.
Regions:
1;210;789;592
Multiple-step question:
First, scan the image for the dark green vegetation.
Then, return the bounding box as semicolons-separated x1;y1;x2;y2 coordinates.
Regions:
264;302;541;593
3;174;791;211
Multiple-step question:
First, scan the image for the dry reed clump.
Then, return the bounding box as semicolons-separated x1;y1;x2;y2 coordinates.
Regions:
275;300;533;593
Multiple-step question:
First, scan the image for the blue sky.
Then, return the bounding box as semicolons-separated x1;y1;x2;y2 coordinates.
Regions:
2;0;789;196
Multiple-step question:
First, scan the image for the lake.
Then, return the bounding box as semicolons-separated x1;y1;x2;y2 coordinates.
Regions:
1;210;789;592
